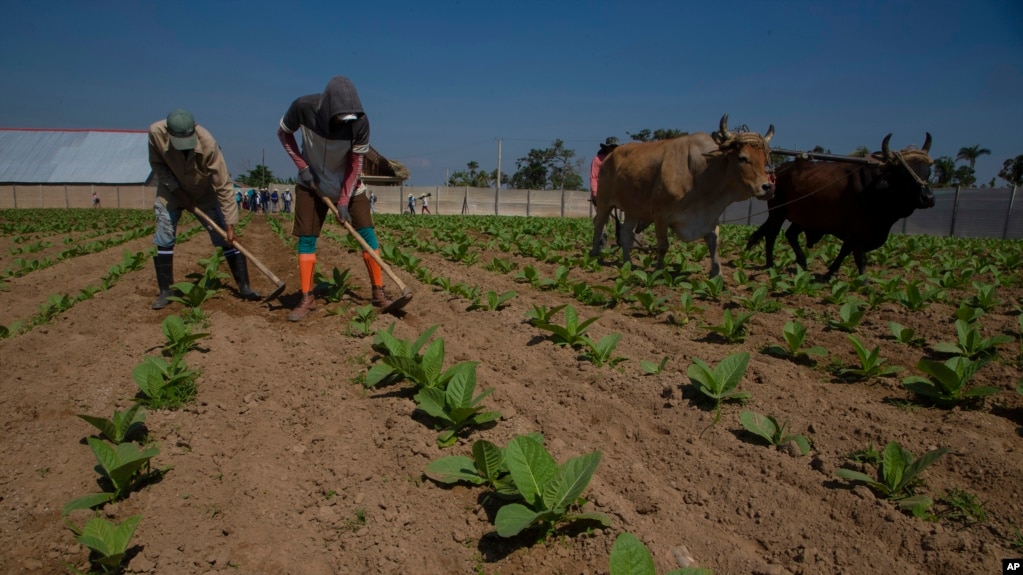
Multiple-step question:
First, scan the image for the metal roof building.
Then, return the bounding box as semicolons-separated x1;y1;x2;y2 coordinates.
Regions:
0;129;152;185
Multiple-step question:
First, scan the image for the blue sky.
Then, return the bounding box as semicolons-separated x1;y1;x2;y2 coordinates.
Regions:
1;0;1021;188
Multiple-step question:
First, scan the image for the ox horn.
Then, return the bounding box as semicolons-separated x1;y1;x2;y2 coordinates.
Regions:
719;114;733;140
763;124;774;144
922;132;932;153
881;133;893;158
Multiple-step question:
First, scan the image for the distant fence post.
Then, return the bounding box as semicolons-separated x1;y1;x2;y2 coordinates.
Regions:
116;186;120;208
11;185;16;209
494;186;500;216
435;186;440;215
1004;185;1018;239
64;185;69;208
526;189;531;217
560;188;566;218
949;185;961;237
39;184;43;207
746;199;753;225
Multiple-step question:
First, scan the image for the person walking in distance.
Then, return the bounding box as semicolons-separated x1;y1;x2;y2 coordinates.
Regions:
277;75;410;321
420;194;431;214
148;108;261;310
407;193;416;215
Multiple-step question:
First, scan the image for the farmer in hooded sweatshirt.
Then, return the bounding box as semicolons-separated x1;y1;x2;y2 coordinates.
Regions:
148;108;260;310
277;75;409;321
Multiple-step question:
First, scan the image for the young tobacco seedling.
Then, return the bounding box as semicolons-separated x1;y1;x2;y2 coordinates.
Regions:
640;357;669;376
954;303;984;323
840;335;901;381
835;441;949;516
739;411;810;455
631;290;670;316
968;281;1002;312
314;267;355;303
688;352;751;421
424;433;544;496
609;532;713;575
132;356;199;409
932;319;1012;360
68;514;142;573
735;285;780;313
764;321;827;362
889;321;926;347
580;333;627;368
77;404;147;444
524;303;567;327
344;304;377;338
161;314;209;357
827;301;865;332
896;281;941;311
414;362;501;447
467;290;516;312
705;309;755;343
167;281;218;308
902;356;998;407
693;276;726;301
533;304;600;349
63;439;161;515
494;435;609;537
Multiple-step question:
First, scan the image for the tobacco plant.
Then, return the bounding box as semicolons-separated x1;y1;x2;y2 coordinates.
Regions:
414;361;501;447
640;357;669;375
525;303;567;327
631;290;669;316
67;514;142;573
533;304;600;349
161;314;209;357
581;333;627;368
967;281;1002;312
932;319;1012;360
827;301;865;332
889;322;926;347
366;324;458;389
63;439;161;515
902;356;999;407
424;433;544;495
735;285;780;313
764;321;827;362
132;356;199;409
77;405;147;444
688;352;751;421
738;411;810;455
705;309;754;343
314;267;355;303
493;435;609;537
467;290;517;312
839;335;901;381
835;441;949;516
344;305;377;338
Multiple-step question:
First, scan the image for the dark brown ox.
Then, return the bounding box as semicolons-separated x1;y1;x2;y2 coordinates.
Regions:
589;114;775;277
745;134;935;278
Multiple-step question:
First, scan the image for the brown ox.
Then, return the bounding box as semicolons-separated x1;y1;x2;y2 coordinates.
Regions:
589;114;775;277
745;134;934;278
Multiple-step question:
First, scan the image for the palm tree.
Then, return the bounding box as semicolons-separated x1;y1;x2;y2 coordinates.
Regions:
932;156;957;187
956;145;991;170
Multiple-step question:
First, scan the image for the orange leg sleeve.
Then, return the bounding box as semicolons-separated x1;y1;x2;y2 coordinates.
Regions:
362;250;383;288
299;253;316;293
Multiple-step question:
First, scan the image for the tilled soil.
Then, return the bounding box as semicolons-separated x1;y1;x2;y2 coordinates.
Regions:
1;212;1021;575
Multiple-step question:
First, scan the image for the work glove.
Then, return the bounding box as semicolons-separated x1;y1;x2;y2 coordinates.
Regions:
336;204;352;224
298;167;316;189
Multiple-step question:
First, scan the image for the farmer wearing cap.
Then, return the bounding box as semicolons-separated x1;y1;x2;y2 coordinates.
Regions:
148;109;260;310
407;193;415;215
277;75;408;321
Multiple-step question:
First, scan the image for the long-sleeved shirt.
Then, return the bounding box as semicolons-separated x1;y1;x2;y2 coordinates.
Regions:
148;120;238;224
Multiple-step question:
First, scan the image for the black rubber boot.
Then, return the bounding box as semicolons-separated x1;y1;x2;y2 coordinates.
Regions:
152;252;175;310
225;250;261;300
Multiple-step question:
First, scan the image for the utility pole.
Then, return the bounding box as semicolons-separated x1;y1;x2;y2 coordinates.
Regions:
261;148;266;188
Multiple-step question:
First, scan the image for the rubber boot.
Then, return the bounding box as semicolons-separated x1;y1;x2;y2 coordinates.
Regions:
288;292;317;322
225;251;261;300
152;253;174;310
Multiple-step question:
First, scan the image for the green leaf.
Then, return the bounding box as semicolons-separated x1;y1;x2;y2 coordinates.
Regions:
609;532;656;575
62;492;115;516
494;503;543;537
504;435;558;508
834;468;886;493
881;442;907;492
715;352;750;393
543;451;601;512
414;388;449;421
472;440;505;483
739;411;779;445
76;515;142;567
423;456;482;485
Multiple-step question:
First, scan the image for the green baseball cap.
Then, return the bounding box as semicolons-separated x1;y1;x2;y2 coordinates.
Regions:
166;109;197;150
